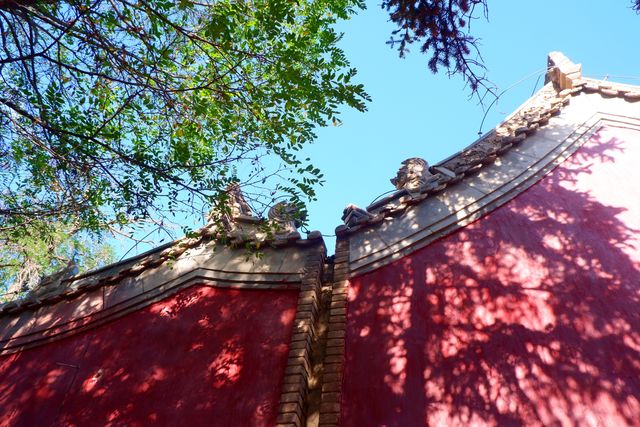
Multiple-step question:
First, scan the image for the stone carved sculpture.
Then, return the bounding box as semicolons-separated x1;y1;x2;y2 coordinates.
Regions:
225;184;253;218
390;157;434;191
268;201;304;235
206;184;253;226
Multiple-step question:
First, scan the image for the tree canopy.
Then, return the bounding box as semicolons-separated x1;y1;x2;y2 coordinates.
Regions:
0;220;114;300
383;0;491;96
0;0;369;242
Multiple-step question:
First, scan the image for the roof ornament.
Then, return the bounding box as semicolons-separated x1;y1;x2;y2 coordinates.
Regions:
225;183;253;218
268;201;304;236
546;51;582;91
342;204;374;227
206;183;255;228
390;157;434;191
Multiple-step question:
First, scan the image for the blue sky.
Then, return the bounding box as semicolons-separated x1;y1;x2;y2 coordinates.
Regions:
114;1;640;258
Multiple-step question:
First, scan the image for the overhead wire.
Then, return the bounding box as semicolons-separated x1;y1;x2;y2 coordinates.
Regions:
477;67;549;136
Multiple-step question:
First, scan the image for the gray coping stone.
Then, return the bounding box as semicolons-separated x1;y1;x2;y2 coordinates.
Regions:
512;116;580;160
31;289;104;333
468;115;600;197
0;310;37;343
104;276;142;309
350;182;486;265
0;238;321;347
194;242;308;274
465;150;540;195
138;242;311;294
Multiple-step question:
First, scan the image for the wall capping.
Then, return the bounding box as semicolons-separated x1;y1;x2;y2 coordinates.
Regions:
348;113;640;278
0;242;326;355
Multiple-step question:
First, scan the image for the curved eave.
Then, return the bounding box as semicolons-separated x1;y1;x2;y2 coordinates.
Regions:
344;78;640;277
0;232;325;355
0;215;324;317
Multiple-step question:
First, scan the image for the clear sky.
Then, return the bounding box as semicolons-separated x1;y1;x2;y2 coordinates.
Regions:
113;1;640;258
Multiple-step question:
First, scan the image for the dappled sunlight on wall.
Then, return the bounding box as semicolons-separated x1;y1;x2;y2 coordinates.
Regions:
342;126;640;426
0;285;298;427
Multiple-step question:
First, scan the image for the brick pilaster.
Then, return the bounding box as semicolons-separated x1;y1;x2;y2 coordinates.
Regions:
276;245;326;427
318;237;349;427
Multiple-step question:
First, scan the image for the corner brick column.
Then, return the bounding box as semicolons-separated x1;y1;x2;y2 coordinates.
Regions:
276;245;326;427
318;236;349;427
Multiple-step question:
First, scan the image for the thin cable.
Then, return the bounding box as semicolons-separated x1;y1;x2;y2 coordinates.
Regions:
118;227;164;261
586;73;640;81
477;67;548;136
368;189;397;206
530;74;543;97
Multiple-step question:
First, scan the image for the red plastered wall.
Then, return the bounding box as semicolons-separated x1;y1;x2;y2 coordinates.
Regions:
342;126;640;426
0;285;299;427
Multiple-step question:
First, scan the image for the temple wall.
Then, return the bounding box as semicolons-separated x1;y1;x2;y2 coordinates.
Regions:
339;125;640;426
0;284;298;426
0;238;326;427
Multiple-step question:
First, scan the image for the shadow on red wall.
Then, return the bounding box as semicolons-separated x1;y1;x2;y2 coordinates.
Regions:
0;285;298;427
343;127;640;426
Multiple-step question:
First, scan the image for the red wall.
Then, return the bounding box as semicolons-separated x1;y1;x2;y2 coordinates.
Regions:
0;285;298;427
342;126;640;426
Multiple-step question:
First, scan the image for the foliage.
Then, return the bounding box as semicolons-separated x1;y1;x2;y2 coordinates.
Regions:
0;0;369;241
383;0;640;102
383;0;490;97
0;220;114;300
